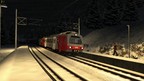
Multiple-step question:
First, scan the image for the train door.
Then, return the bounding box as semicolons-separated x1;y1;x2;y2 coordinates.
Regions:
52;37;57;50
57;35;67;52
44;38;48;47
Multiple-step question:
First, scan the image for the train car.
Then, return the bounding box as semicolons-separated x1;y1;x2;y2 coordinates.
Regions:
39;37;48;47
39;31;84;52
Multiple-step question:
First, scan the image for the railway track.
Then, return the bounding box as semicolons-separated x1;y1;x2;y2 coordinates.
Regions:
29;47;86;81
66;55;144;81
28;46;144;81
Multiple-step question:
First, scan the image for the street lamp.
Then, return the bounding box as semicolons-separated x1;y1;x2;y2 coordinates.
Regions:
0;3;7;49
127;25;130;58
15;9;17;49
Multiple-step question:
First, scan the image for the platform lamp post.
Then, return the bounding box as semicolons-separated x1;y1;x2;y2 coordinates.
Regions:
0;2;7;49
127;25;130;58
15;9;17;50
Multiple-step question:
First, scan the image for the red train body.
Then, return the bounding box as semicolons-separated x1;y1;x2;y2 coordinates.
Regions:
39;31;83;52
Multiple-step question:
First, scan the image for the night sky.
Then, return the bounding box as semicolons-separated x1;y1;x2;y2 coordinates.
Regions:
4;0;88;21
1;0;89;45
1;0;144;45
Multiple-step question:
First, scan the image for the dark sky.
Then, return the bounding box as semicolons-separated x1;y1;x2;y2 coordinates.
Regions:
1;0;90;42
4;0;89;22
1;0;144;44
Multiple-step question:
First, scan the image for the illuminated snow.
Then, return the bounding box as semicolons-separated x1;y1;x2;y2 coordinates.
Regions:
0;46;51;81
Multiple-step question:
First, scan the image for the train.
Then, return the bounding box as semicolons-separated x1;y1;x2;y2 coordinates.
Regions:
39;31;84;52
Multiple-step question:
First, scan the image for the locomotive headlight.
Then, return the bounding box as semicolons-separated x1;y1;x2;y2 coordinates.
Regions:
74;34;78;36
81;47;84;49
69;46;72;49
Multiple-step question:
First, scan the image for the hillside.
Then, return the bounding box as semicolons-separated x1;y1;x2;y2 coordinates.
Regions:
83;24;144;60
83;24;144;47
83;5;144;47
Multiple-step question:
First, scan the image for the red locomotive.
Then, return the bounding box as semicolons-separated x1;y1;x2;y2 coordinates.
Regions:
39;31;83;52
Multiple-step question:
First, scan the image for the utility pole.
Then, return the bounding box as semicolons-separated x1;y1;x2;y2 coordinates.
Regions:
15;9;17;49
14;9;42;49
127;25;130;58
0;2;1;49
0;0;7;49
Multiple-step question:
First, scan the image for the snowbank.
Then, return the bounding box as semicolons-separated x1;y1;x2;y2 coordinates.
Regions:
83;24;144;61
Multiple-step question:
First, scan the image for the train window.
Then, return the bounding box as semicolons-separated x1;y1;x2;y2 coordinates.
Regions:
69;36;82;44
47;39;53;43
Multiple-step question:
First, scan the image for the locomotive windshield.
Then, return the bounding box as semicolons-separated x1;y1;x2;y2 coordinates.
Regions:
69;36;82;44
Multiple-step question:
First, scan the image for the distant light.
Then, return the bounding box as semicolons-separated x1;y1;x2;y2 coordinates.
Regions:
74;34;78;36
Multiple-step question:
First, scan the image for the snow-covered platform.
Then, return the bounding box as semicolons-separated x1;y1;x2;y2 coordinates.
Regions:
0;46;51;81
0;47;15;61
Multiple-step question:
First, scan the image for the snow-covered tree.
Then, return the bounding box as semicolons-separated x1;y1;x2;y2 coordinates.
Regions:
85;0;102;29
122;0;138;22
104;0;123;25
85;0;144;28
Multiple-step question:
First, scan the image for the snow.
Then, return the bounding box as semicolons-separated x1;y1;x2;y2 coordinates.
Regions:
0;46;51;81
83;24;144;62
0;47;15;62
0;46;143;81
